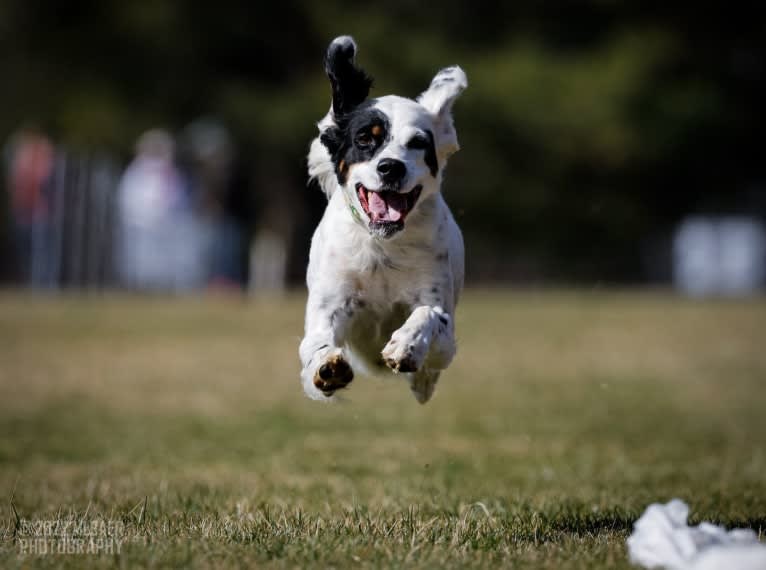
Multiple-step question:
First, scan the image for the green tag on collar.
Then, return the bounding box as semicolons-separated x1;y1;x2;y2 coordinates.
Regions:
341;185;365;226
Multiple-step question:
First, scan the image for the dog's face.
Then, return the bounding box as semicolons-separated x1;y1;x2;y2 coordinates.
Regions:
316;36;466;239
321;97;439;238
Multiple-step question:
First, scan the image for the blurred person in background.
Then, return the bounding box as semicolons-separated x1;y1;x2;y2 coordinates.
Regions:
182;118;251;291
5;128;56;287
116;129;205;292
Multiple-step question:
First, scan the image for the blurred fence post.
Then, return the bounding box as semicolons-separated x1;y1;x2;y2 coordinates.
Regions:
31;147;120;291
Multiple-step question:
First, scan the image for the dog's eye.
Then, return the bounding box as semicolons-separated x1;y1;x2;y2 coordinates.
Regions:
407;135;429;150
355;132;373;147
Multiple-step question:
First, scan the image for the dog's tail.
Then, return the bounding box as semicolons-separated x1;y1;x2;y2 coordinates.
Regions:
307;110;337;199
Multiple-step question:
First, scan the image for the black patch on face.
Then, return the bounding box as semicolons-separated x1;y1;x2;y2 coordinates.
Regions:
423;130;439;177
406;129;438;177
320;103;391;184
324;39;373;116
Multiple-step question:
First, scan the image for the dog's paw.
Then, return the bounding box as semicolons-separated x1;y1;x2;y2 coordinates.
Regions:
313;353;354;395
381;328;429;374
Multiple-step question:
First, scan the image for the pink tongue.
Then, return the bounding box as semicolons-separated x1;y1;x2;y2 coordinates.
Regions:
368;191;406;222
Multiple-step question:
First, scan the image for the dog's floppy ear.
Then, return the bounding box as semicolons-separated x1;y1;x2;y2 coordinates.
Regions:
309;36;372;198
417;66;467;161
325;36;373;117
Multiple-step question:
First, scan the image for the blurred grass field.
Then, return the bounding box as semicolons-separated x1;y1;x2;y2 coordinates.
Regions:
0;290;764;568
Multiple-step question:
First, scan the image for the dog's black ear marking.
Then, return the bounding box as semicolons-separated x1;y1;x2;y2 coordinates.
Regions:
320;126;343;156
423;130;439;177
325;36;373;117
319;125;350;183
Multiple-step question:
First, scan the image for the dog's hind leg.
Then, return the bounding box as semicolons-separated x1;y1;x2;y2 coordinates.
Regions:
409;369;441;404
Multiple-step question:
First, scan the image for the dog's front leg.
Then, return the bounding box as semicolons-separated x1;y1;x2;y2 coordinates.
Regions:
299;292;356;400
381;305;456;403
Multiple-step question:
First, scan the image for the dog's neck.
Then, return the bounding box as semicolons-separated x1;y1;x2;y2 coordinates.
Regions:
338;182;367;229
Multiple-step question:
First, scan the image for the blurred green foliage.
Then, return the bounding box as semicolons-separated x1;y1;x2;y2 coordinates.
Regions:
1;0;763;281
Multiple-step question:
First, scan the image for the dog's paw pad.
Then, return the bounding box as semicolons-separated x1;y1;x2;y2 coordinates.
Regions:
313;354;353;395
385;355;418;373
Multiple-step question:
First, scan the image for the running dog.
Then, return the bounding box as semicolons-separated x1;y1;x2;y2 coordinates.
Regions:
301;35;467;404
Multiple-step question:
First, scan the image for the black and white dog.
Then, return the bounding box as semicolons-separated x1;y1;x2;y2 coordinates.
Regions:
300;36;466;404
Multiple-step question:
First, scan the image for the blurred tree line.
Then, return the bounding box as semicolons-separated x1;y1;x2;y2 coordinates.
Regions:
1;0;764;283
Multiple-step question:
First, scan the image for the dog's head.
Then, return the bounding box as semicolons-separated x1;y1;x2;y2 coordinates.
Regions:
308;36;467;239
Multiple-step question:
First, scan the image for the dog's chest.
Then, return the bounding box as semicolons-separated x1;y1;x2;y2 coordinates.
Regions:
344;259;430;362
338;242;434;307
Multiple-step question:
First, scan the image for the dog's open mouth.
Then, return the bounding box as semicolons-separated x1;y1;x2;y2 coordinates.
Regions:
356;184;422;224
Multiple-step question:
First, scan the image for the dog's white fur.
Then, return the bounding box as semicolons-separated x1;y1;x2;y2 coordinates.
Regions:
301;36;466;403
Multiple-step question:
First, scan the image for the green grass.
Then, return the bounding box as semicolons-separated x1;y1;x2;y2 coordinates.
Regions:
0;290;764;568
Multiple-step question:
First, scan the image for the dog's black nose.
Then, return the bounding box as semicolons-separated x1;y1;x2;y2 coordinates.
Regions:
377;158;406;184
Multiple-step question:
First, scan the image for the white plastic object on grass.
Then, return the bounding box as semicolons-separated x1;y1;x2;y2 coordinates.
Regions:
627;499;766;570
